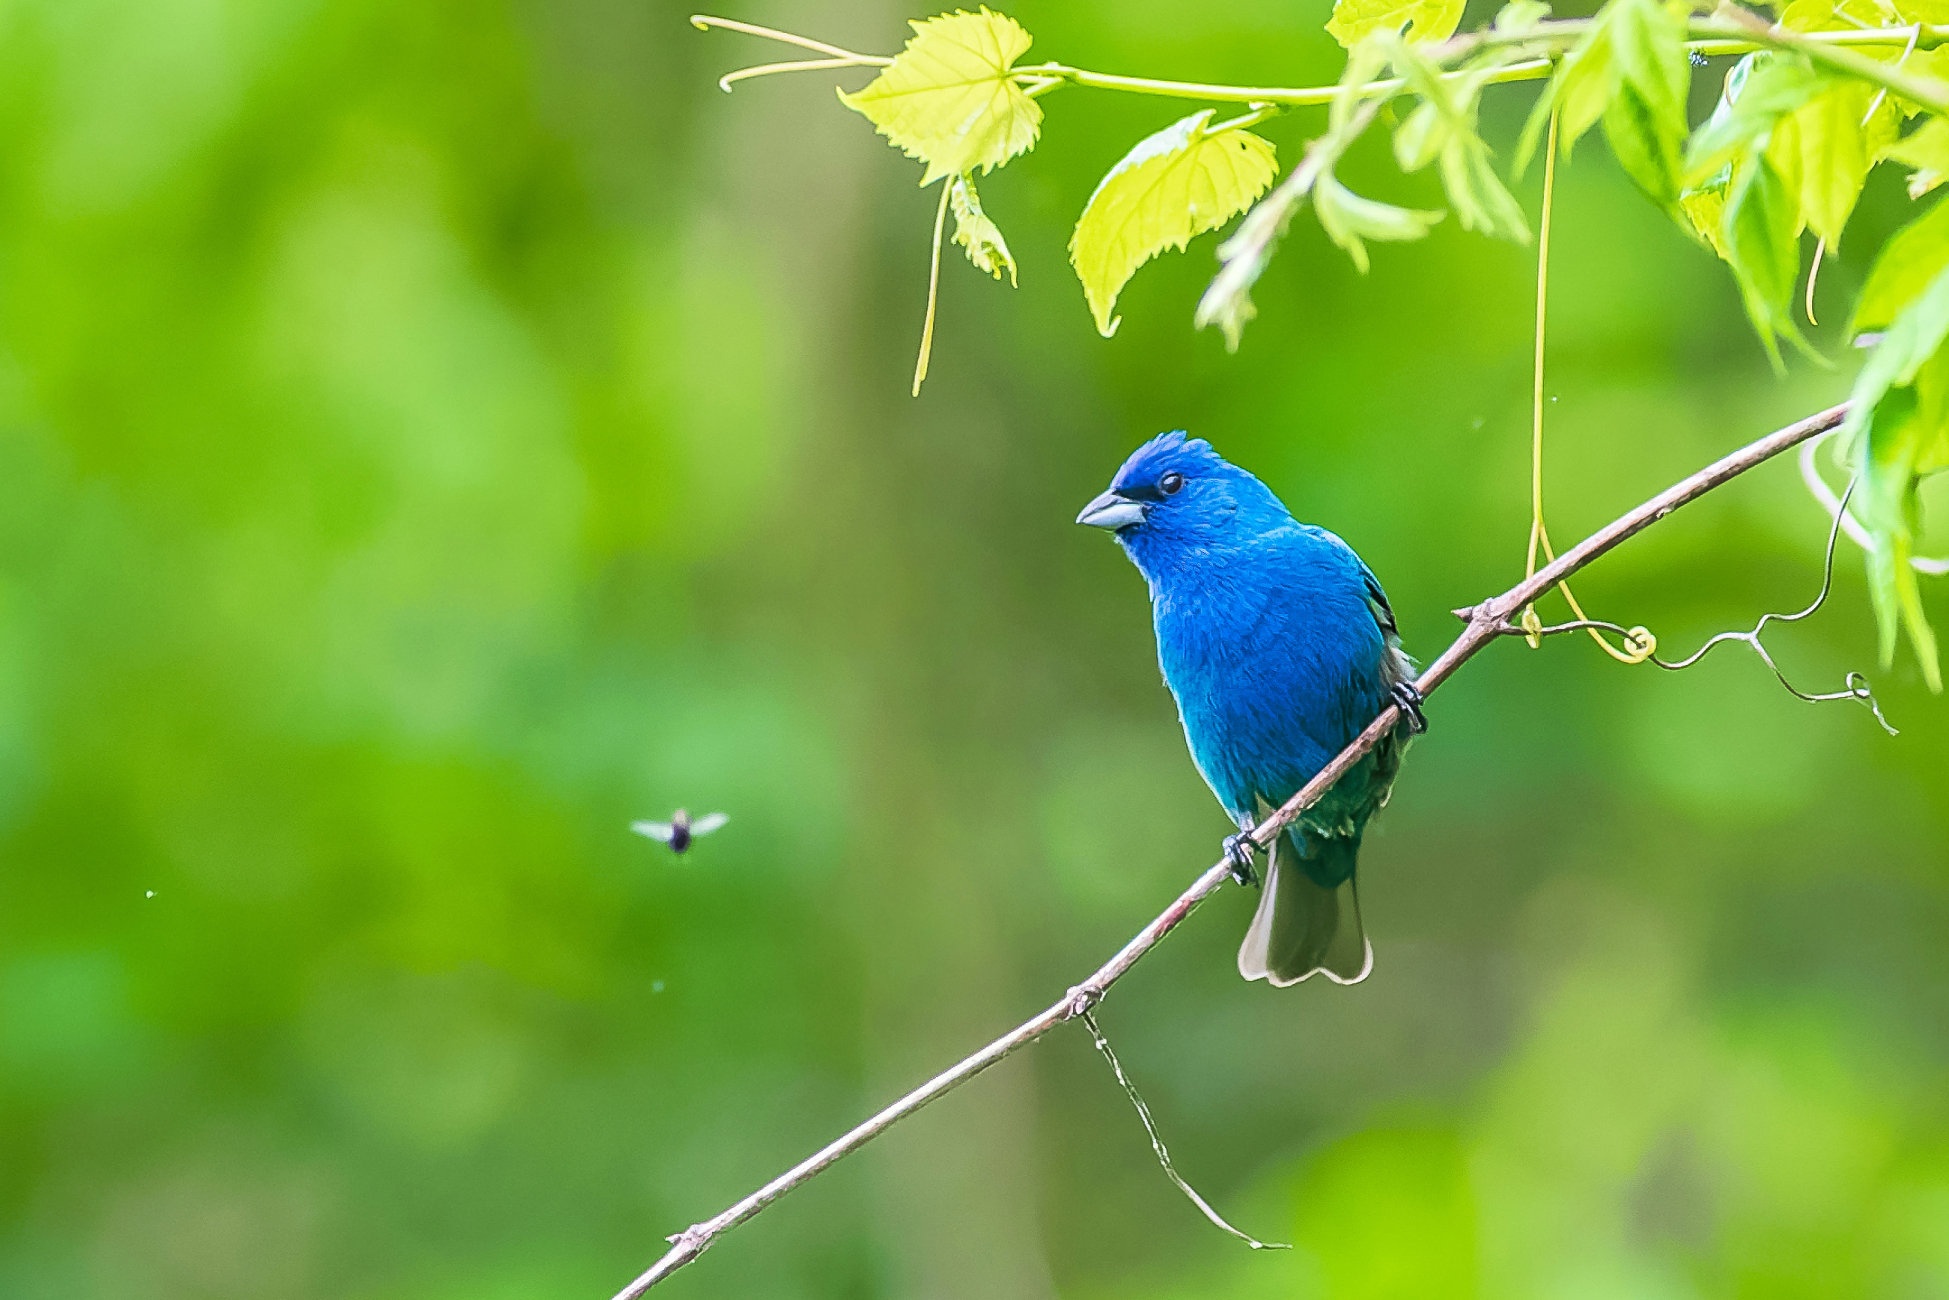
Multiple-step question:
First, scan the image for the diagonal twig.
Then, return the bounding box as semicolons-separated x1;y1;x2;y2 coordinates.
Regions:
607;401;1851;1299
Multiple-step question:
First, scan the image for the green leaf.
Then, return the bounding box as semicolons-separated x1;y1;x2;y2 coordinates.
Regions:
1313;172;1445;272
1848;298;1949;689
1684;54;1831;187
948;174;1017;285
1776;0;1836;27
1885;117;1949;198
1844;267;1949;446
1720;153;1808;367
1854;196;1949;332
1438;133;1531;242
1558;29;1618;150
1070;109;1279;337
1782;82;1893;247
1393;100;1451;172
838;8;1042;186
1493;0;1553;33
1601;0;1690;206
1515;23;1613;174
1326;0;1466;49
1679;168;1731;257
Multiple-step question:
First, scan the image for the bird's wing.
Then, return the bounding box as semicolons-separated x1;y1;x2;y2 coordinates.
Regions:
689;812;729;836
631;821;676;843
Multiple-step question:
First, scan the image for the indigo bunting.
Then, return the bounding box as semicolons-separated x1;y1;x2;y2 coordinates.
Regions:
1077;432;1420;986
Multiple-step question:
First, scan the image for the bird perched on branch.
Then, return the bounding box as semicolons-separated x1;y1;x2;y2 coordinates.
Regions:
1077;432;1421;986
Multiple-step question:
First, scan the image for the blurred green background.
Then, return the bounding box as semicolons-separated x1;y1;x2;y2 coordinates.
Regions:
1;1;1946;1297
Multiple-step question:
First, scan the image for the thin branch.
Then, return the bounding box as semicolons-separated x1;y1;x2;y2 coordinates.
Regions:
608;401;1850;1300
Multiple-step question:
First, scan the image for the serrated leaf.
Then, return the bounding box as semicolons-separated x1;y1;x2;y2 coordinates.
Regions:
838;8;1042;186
1438;133;1530;242
1070;109;1278;337
1885;117;1949;198
1326;0;1466;48
949;174;1017;285
1854;195;1949;331
1602;0;1690;206
1721;153;1808;367
1313;172;1445;272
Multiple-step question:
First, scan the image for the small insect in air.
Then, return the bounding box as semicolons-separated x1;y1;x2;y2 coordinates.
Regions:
632;809;728;854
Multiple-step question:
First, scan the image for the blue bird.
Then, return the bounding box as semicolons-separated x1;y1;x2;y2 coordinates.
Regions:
1077;432;1421;986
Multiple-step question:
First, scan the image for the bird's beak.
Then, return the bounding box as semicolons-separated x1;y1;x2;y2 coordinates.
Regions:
1076;490;1147;531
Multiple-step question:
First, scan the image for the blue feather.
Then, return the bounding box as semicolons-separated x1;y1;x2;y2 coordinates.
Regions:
1079;433;1414;985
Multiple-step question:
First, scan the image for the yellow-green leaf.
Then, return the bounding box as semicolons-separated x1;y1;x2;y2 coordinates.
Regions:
1494;0;1553;32
1313;172;1444;272
838;8;1042;186
1685;54;1831;187
1854;195;1949;331
1325;0;1466;49
1679;173;1730;257
1886;117;1949;198
1721;153;1808;367
1394;100;1450;172
1784;82;1893;246
1438;133;1530;242
949;174;1017;285
1069;110;1278;337
1852;319;1949;690
1515;23;1613;174
1602;0;1690;206
1776;0;1835;29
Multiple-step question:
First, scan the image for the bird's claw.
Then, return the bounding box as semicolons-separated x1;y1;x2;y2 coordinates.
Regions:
1391;681;1429;734
1222;832;1258;886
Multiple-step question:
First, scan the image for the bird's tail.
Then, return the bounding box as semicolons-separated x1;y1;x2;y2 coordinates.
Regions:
1236;833;1371;986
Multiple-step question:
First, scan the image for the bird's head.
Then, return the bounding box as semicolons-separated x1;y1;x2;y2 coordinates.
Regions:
1075;431;1288;565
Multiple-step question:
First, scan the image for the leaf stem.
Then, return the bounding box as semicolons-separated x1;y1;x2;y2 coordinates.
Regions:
690;14;891;65
913;181;951;397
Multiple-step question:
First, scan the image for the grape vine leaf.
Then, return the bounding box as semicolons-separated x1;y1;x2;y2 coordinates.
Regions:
1070;109;1278;337
1326;0;1467;49
839;8;1042;185
949;174;1017;284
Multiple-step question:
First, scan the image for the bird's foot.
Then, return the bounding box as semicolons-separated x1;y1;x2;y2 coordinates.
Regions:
1390;680;1429;734
1222;832;1258;886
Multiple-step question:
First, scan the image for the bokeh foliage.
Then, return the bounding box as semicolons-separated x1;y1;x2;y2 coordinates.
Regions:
0;1;1946;1298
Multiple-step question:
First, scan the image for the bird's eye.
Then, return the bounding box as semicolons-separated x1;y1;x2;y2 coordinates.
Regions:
1160;471;1185;495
